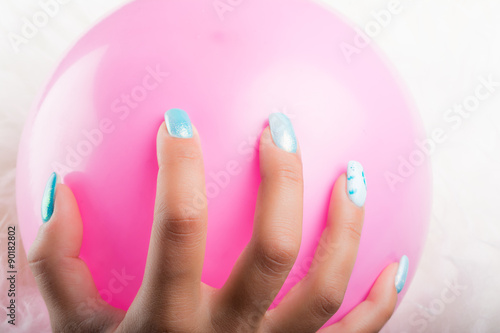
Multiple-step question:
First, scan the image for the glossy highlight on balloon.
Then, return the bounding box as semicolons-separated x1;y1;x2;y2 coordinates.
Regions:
16;0;431;328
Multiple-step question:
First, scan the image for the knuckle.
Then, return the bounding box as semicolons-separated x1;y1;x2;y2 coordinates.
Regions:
154;203;206;245
158;143;202;169
28;255;50;280
27;247;41;267
27;244;54;281
172;145;202;163
272;165;303;189
255;238;299;277
27;227;51;268
175;148;201;163
312;284;344;319
341;217;363;243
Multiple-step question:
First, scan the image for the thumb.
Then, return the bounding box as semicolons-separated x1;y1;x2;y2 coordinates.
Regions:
28;173;123;331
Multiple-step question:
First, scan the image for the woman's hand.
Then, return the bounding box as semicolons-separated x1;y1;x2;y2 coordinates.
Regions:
28;109;408;333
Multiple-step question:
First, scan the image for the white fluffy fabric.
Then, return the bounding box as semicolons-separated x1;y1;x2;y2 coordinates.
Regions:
1;1;499;332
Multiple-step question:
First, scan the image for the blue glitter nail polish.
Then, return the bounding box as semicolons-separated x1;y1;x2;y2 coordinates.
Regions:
41;172;58;223
269;113;297;153
395;255;409;294
165;108;193;139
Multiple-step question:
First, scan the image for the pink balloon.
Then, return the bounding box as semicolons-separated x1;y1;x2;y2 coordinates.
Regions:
17;0;431;328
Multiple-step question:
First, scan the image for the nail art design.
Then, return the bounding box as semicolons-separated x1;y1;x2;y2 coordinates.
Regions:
347;161;367;207
395;255;409;294
269;113;297;153
41;172;58;223
165;108;193;139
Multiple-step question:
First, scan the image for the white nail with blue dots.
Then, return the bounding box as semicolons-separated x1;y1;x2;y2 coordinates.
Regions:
347;160;367;207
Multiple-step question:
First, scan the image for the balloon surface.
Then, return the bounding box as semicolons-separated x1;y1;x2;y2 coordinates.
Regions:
17;0;431;327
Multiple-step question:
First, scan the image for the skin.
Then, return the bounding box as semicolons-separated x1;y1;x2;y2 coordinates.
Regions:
28;122;400;333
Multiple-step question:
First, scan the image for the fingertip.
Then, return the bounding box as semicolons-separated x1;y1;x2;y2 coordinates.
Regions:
333;172;347;195
362;262;399;322
39;173;77;230
331;173;365;218
156;121;168;147
33;181;83;259
158;120;167;136
259;125;302;163
319;262;400;333
370;262;399;300
259;126;273;150
156;117;202;165
54;184;84;237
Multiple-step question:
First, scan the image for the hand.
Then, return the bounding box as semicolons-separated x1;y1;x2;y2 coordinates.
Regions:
29;110;408;332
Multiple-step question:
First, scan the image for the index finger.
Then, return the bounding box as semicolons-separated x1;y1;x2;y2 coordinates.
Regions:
131;109;207;320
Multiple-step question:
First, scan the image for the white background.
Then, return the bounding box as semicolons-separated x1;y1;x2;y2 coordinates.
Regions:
0;0;499;332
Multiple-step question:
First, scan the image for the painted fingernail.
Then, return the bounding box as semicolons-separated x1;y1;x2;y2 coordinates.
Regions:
269;113;297;153
347;161;367;207
165;108;193;138
41;172;58;223
395;255;409;294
